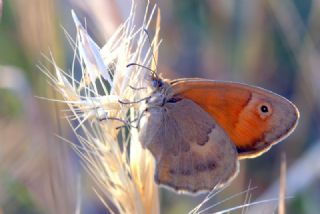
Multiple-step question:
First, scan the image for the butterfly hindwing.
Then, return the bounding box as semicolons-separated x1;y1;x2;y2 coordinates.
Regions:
139;98;239;193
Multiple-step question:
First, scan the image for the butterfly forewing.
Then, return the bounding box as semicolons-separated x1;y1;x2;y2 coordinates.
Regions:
170;79;299;159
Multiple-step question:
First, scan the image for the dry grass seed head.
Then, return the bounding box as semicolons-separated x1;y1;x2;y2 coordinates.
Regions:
42;3;160;214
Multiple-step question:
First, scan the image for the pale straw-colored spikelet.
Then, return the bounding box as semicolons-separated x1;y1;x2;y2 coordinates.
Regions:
41;3;160;214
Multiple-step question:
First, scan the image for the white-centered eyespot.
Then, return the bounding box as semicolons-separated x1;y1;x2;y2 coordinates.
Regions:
257;102;272;119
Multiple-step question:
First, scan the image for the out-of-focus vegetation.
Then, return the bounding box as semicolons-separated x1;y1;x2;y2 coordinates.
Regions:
0;0;319;213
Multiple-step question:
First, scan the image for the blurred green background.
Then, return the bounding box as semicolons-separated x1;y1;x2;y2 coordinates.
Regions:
0;0;319;213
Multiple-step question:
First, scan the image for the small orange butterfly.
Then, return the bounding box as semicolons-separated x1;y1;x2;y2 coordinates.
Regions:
138;75;299;193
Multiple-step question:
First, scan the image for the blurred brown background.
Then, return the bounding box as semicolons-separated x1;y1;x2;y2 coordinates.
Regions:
0;0;319;213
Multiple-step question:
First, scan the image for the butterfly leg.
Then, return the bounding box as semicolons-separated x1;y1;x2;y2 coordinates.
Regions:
129;85;147;91
118;96;151;105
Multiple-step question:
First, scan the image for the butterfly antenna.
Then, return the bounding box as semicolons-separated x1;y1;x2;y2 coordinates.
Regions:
126;29;160;80
143;29;158;70
143;28;160;80
126;63;154;72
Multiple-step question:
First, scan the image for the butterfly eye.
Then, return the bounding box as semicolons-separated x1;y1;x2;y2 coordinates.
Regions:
152;79;157;87
152;78;163;88
257;102;272;119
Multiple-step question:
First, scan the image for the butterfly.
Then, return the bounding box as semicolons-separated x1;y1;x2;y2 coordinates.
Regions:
138;75;299;193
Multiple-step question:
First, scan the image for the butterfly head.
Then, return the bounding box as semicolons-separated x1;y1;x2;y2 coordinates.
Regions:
145;74;175;109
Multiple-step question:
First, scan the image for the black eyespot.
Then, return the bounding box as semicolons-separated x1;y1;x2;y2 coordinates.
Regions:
260;105;269;113
257;102;272;119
